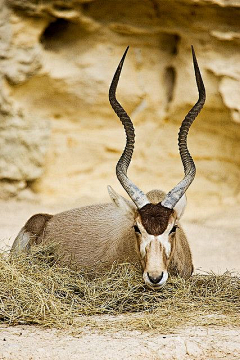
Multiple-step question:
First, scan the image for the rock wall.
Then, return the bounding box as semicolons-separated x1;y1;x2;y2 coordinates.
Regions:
1;0;240;216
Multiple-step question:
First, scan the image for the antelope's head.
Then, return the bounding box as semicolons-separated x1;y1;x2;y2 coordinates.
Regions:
109;47;205;289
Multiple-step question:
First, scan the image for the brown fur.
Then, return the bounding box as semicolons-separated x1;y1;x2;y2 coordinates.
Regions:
139;203;173;235
11;213;53;252
24;214;53;239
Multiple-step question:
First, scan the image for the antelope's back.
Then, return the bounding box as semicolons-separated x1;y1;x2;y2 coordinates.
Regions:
41;202;139;271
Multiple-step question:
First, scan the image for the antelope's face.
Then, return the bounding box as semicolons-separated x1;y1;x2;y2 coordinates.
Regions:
108;186;187;290
134;202;182;289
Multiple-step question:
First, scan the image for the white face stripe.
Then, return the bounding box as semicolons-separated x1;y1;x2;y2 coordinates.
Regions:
137;216;175;259
157;233;171;258
139;233;171;258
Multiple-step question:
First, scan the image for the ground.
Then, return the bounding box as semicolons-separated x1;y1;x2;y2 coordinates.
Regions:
1;325;240;360
0;199;240;360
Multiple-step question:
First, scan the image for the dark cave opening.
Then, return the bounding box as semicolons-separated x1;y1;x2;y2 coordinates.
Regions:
163;66;176;105
40;18;70;47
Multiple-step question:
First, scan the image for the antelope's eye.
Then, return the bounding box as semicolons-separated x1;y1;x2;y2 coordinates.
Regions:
169;225;177;235
134;225;141;234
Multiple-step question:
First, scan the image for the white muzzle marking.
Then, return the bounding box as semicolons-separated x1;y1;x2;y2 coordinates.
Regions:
143;270;169;289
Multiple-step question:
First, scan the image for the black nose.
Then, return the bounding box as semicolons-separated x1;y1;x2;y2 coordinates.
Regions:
147;272;164;284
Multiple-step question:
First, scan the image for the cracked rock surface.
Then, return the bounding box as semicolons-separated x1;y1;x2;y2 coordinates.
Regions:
1;0;240;213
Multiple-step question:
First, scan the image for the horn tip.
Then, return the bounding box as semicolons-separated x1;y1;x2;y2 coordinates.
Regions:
191;45;197;62
119;46;130;68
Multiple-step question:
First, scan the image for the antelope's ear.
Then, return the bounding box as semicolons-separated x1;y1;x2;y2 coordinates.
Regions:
174;194;187;219
107;185;136;215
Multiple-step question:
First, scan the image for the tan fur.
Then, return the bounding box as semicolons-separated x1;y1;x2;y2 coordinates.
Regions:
168;225;194;279
12;189;193;287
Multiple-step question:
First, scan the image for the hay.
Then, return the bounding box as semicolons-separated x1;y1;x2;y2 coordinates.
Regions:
0;244;239;333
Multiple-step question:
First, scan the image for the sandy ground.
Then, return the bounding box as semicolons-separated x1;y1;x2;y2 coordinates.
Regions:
0;199;240;359
1;324;240;360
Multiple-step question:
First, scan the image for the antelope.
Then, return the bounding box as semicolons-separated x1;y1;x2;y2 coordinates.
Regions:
11;46;205;289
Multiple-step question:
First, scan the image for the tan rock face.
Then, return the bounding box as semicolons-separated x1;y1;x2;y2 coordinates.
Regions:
1;0;240;215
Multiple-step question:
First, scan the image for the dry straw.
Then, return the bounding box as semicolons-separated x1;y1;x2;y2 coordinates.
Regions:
0;244;239;333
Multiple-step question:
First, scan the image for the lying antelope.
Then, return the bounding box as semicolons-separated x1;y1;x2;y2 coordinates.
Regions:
12;46;205;289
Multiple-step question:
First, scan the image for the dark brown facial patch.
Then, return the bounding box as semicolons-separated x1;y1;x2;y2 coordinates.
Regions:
138;203;173;235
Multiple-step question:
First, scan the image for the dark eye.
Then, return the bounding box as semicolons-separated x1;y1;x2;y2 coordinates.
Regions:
169;225;177;235
134;225;141;234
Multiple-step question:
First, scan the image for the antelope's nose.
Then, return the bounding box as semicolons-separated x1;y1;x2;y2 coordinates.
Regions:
147;272;164;285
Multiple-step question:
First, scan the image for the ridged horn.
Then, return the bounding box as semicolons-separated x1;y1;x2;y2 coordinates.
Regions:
161;46;206;209
109;47;149;209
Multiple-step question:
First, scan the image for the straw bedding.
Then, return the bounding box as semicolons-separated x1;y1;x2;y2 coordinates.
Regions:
0;244;239;333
